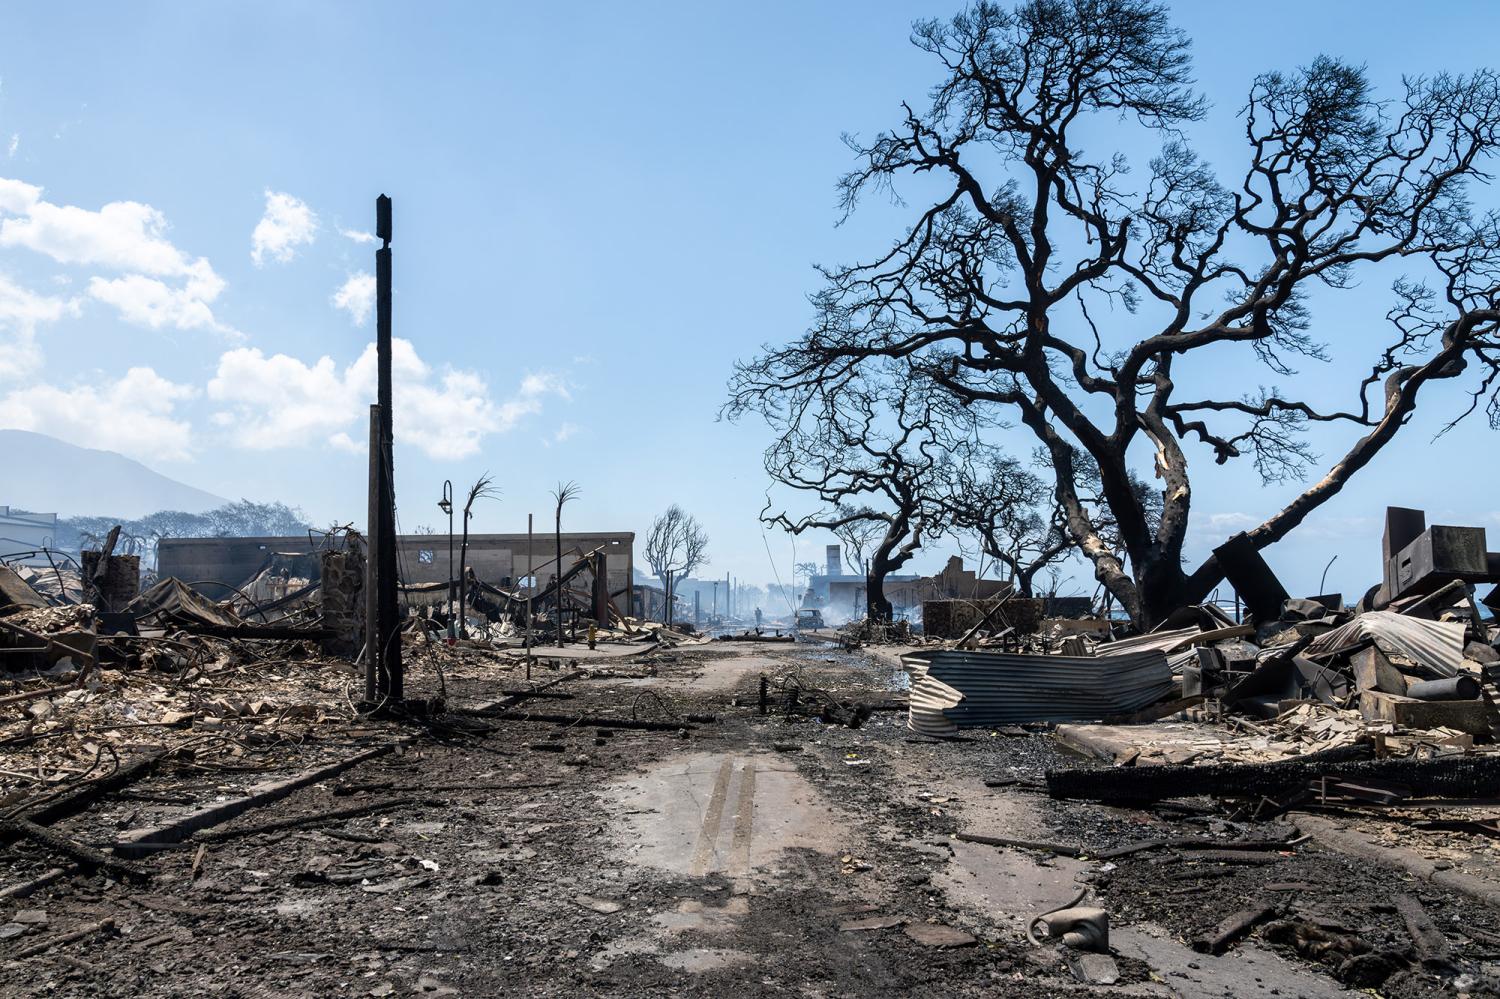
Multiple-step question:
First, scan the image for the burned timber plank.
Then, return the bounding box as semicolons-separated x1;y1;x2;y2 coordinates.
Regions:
3;820;151;882
113;741;402;857
1191;901;1282;955
465;711;696;733
197;797;419;843
1046;751;1500;805
1394;893;1452;967
16;751;170;830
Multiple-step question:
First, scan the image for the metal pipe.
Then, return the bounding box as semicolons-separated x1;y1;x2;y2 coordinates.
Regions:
1406;676;1481;701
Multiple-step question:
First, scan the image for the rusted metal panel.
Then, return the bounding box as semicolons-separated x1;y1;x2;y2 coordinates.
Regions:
903;648;1173;735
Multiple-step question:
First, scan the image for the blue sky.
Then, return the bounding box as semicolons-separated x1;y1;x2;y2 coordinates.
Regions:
0;1;1497;604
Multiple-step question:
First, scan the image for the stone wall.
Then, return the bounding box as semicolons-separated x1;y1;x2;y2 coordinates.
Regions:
320;548;365;658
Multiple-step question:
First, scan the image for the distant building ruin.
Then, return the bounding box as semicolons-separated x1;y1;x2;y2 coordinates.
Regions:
157;531;634;602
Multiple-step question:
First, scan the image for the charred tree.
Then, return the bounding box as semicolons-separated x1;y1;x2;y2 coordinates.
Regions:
643;505;709;626
759;380;955;623
729;0;1500;627
943;453;1074;598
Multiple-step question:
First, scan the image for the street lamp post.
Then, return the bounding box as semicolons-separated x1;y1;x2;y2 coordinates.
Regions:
438;481;453;640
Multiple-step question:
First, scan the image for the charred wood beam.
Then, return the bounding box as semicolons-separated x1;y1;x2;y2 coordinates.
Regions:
1044;745;1500;804
0;751;169;843
459;710;697;733
3;819;151;882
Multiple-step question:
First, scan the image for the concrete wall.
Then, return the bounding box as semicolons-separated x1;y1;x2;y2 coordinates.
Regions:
0;507;59;565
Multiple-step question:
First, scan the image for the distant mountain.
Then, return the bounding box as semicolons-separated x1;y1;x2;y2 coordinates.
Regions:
0;430;228;518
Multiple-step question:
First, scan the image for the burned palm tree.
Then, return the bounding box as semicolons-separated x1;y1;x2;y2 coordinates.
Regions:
458;473;499;639
551;481;580;646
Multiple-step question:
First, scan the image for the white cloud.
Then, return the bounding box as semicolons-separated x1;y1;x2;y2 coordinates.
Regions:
0;273;79;381
340;228;377;245
250;190;318;266
206;338;566;460
3;196;193;273
0;177;41;215
331;271;375;325
543;421;580;447
0;177;231;333
6;134;17;159
0;366;196;461
1192;512;1260;536
87;259;227;333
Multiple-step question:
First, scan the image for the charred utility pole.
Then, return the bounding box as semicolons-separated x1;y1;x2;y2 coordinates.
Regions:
525;513;534;681
367;194;402;704
363;405;380;703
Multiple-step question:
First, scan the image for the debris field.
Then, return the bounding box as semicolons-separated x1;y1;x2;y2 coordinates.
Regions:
0;502;1498;998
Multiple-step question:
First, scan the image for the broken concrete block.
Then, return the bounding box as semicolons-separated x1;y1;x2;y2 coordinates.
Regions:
1359;689;1489;736
1350;646;1408;696
1064;950;1120;985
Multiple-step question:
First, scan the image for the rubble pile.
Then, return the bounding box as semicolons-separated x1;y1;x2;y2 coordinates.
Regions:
899;506;1500;821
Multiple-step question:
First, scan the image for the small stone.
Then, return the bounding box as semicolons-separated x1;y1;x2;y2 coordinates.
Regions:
903;923;976;948
573;895;623;914
838;915;905;932
415;974;457;995
11;910;47;925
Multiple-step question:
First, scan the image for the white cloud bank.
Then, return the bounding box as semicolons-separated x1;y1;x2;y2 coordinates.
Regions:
0;175;231;334
207;338;569;459
0;273;78;381
331;271;375;325
250;190;318;266
0;366;196;461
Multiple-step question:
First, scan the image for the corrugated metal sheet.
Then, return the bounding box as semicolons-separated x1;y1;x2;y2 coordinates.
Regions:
1167;648;1201;676
1093;626;1202;657
1303;611;1464;678
902;648;1175;736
